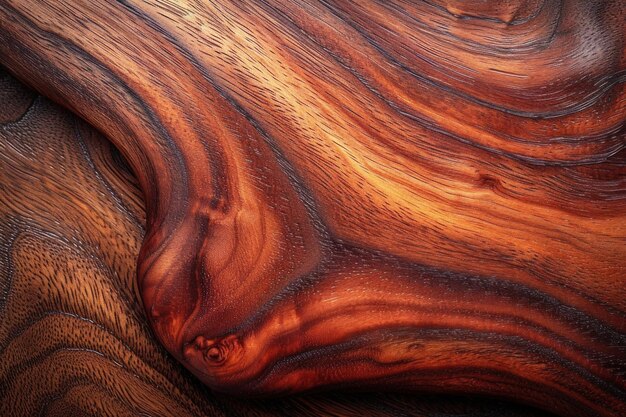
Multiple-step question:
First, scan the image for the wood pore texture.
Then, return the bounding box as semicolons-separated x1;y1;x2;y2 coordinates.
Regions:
0;0;625;416
0;67;556;417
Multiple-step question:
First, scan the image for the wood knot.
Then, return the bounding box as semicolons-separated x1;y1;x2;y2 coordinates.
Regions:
477;173;501;191
187;334;241;366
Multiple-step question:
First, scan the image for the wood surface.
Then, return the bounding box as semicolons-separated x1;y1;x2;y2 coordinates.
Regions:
0;1;625;416
0;66;555;417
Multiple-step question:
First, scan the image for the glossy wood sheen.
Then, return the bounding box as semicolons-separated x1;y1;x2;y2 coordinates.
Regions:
0;67;556;417
0;1;625;416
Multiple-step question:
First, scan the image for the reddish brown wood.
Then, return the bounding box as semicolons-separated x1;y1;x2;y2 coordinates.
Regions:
0;1;624;416
0;66;555;417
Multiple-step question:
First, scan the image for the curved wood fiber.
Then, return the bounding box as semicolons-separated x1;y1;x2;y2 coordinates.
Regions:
1;1;625;416
1;66;558;417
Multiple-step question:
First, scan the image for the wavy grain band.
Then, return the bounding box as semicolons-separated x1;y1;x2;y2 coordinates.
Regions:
0;1;624;416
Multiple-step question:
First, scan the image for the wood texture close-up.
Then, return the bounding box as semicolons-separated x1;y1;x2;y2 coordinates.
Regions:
0;1;625;416
0;67;557;417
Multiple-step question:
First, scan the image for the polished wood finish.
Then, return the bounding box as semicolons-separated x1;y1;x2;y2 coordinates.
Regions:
0;1;625;416
0;67;555;417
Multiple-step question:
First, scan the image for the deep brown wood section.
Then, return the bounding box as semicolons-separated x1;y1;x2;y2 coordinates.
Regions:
0;1;625;416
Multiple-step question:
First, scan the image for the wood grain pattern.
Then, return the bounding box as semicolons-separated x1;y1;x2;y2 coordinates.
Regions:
0;66;556;417
0;1;625;416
